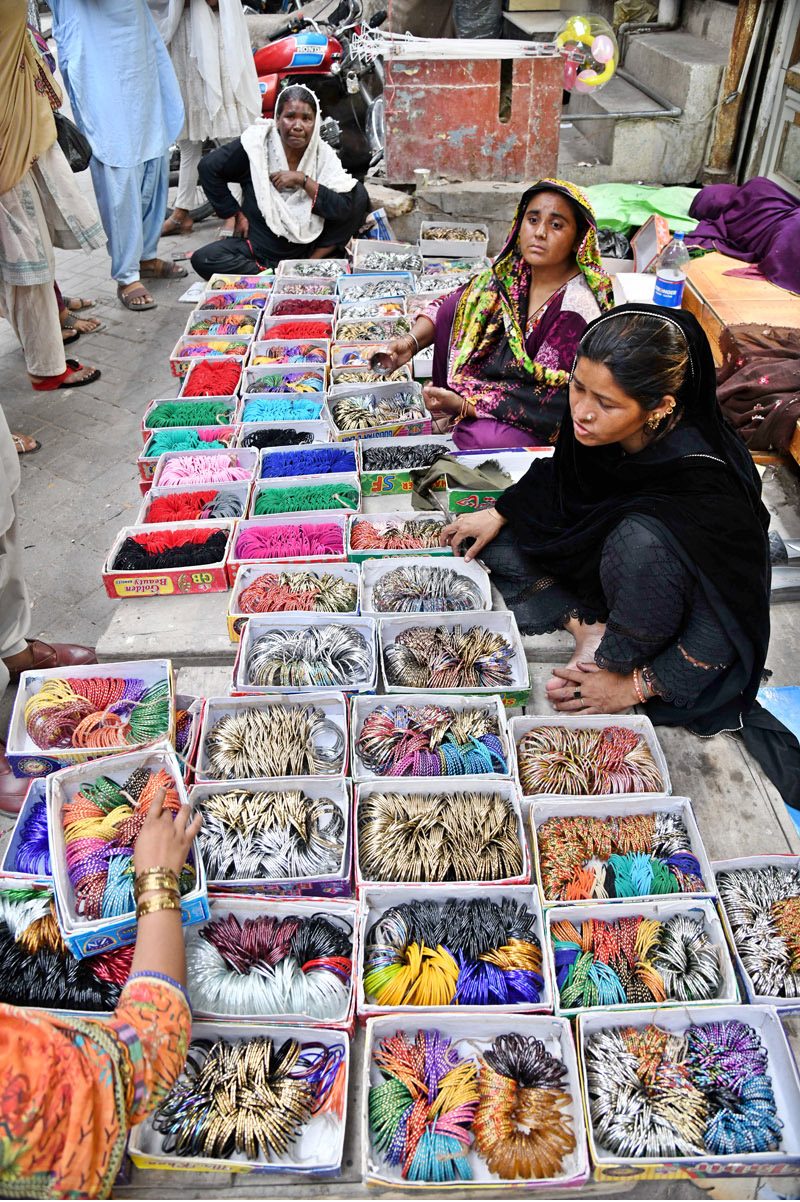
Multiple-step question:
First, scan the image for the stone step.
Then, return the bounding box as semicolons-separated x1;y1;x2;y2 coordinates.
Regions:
625;30;728;111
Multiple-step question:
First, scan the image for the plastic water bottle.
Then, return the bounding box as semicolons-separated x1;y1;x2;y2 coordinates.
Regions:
652;231;690;308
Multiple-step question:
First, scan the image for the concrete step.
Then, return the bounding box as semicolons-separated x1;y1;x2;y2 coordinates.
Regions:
565;74;664;165
625;30;728;111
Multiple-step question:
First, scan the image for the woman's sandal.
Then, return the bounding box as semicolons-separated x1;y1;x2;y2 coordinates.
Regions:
162;214;194;236
31;360;101;392
12;433;41;455
117;282;156;310
62;297;95;312
139;258;188;279
61;326;80;345
61;312;105;335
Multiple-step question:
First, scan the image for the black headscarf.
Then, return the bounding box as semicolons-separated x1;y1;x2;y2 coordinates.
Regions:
495;303;771;736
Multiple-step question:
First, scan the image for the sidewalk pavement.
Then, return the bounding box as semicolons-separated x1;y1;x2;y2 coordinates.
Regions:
0;198;221;730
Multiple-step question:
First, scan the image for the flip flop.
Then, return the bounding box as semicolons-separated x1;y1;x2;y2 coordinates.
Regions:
63;297;95;312
117;282;156;310
139;258;188;279
61;312;105;334
58;360;101;389
12;433;41;455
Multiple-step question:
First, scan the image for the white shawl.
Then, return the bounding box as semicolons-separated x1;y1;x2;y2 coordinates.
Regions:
149;0;260;123
239;94;357;245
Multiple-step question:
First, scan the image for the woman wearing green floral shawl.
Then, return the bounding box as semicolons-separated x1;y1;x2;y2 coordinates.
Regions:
388;179;612;449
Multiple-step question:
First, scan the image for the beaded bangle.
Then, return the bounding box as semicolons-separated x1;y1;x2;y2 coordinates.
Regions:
633;668;646;705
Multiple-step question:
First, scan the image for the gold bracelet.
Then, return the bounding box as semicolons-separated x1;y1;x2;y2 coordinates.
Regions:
134;868;178;900
136;891;182;919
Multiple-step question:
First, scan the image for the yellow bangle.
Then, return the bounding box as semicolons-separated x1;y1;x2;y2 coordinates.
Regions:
134;868;178;900
136;891;181;919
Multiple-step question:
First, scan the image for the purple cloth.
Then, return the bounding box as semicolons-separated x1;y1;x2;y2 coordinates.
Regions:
452;417;543;450
688;178;800;296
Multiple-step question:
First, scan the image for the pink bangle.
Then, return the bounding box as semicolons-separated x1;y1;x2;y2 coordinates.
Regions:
632;669;646;706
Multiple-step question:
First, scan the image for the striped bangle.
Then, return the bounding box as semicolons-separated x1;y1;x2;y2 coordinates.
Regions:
633;669;646;706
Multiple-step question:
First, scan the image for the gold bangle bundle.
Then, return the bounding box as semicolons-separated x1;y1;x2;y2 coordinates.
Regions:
134;868;178;900
203;704;345;779
358;789;523;882
424;227;486;242
516;725;664;796
136;891;181;919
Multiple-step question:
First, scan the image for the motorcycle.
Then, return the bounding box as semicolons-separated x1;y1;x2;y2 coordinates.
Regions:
252;0;387;174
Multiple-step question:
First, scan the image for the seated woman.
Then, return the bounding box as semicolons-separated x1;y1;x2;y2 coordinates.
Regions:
384;179;612;450
0;790;202;1198
191;84;369;279
440;306;776;743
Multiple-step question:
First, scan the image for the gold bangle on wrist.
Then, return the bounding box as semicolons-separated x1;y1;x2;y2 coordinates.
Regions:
134;868;178;900
136;891;181;919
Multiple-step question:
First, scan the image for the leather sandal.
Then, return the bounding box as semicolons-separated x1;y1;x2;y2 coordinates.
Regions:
139;258;188;279
117;282;156;310
162;214;194;236
5;638;98;684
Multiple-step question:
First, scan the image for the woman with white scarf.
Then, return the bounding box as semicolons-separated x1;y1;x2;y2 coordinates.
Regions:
190;85;370;278
149;0;261;236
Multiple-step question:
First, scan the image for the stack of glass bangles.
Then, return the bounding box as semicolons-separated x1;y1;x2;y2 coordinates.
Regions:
241;398;323;423
337;301;404;319
146;400;234;428
423;227;486;242
715;864;800;998
244;625;373;689
382;624;515;690
364;896;543;1007
358;789;523;883
200;290;270;310
24;676;170;751
369;1030;576;1182
370;564;484;613
145;430;231;458
202;704;345;779
234;522;343;561
333;389;417;433
0;888;134;1011
280;280;336;295
150;1035;345;1162
356;702;506;778
350;516;444;551
157;454;251;487
260;446;356;478
112;528;228;572
209;274;273;289
61;765;195;921
186;912;353;1019
536;810;706;901
250;343;328;364
194;787;345;881
237;569;358;614
516;725;664;795
253;481;358;515
186;314;257;336
551;912;723;1008
245;370;324;394
586;1018;784;1158
177;340;249;358
145;488;245;522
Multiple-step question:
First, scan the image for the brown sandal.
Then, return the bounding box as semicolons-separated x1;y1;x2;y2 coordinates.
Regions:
162;214;194;236
117;282;156;310
139;258;188;279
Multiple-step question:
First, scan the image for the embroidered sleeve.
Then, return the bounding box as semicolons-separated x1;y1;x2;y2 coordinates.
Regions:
107;975;191;1125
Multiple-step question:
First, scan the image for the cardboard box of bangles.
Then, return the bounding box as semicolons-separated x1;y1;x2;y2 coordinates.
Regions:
509;714;672;808
349;692;511;784
530;795;716;909
378;612;532;708
1;778;50;883
46;743;209;958
356;883;553;1022
178;894;361;1031
141;395;243;443
4;658;176;778
194;692;350;785
247;471;361;519
227;561;362;642
188;776;353;897
235;417;332;447
137;427;240;487
544;897;740;1019
362;1012;590;1189
353;777;531;894
711;854;800;1011
150;445;260;490
102;520;235;599
576;1004;800;1180
225;512;350;585
231;613;379;697
358;433;456;495
360;554;491;615
325;380;429;444
347;510;453;565
169;342;250;380
135;480;253;527
127;1021;349;1176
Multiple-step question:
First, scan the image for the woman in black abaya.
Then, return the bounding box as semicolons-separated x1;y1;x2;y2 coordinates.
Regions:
440;305;799;802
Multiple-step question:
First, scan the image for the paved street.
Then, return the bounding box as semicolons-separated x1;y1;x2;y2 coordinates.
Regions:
0;193;220;729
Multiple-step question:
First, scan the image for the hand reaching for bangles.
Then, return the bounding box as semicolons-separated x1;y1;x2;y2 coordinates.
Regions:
439;507;507;562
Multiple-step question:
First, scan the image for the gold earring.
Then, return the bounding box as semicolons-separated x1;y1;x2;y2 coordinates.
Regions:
645;412;663;432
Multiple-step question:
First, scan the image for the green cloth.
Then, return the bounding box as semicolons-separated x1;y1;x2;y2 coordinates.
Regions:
411;455;513;510
584;184;700;234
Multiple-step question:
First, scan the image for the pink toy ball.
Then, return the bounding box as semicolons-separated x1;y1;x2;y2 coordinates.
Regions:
575;69;596;94
592;34;616;64
563;59;578;90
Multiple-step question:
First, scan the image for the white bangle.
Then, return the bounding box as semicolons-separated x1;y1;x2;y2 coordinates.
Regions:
407;332;420;353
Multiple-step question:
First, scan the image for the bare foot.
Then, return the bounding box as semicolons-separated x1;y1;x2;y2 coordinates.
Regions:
545;618;606;695
161;209;193;236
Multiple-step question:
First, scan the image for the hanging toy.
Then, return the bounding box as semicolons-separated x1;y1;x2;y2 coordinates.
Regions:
555;15;618;93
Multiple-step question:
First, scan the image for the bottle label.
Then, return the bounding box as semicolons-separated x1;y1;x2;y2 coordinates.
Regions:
653;276;685;307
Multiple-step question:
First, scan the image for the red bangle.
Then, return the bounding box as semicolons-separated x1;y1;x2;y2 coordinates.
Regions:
632;669;646;706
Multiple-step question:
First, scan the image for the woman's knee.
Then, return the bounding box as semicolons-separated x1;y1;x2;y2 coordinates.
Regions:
190;245;216;280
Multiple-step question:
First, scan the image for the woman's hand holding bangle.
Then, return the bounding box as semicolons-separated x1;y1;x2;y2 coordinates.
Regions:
422;383;467;417
383;335;416;369
439;507;507;562
133;787;203;882
545;663;640;714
